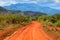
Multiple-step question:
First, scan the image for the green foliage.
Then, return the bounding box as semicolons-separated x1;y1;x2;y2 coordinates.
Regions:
54;20;60;26
48;16;57;23
52;13;60;20
34;13;60;27
49;13;60;26
0;13;60;27
35;15;48;22
0;13;32;28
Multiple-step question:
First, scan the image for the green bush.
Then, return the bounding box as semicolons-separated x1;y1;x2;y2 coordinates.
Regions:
35;15;48;22
0;13;32;27
54;20;60;27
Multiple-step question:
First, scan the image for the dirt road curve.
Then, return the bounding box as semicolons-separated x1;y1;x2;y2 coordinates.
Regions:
4;21;53;40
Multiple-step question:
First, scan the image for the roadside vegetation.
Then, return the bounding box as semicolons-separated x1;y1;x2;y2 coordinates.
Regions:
35;13;60;40
0;13;32;40
0;12;60;40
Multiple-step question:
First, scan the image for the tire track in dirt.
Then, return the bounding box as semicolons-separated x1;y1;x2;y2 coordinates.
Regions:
4;21;53;40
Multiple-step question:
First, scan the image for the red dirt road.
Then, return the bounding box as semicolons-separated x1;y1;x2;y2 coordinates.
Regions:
4;21;53;40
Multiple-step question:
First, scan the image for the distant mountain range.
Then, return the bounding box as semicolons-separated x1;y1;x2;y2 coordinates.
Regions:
0;6;47;16
4;3;60;14
0;6;7;11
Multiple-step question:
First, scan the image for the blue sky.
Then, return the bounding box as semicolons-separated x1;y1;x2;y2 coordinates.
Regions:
0;0;60;10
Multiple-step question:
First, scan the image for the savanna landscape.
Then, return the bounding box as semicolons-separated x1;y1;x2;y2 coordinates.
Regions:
0;10;60;40
0;0;60;40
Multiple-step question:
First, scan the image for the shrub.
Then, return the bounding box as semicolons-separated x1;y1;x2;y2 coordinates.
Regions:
54;20;60;27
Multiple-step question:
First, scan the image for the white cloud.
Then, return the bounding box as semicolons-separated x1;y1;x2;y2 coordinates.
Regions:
0;0;40;6
0;0;60;6
16;0;40;3
54;0;60;3
0;0;18;6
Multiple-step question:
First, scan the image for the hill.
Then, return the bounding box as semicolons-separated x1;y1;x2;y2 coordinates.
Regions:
4;3;60;15
0;6;47;16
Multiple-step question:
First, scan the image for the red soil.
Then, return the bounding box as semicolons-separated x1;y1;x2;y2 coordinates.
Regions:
56;27;60;32
44;26;60;40
4;21;53;40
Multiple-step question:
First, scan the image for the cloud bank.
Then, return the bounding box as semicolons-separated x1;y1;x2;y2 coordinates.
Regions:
0;0;60;6
0;0;39;6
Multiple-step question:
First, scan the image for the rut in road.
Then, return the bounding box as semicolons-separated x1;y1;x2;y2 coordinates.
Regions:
4;21;53;40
